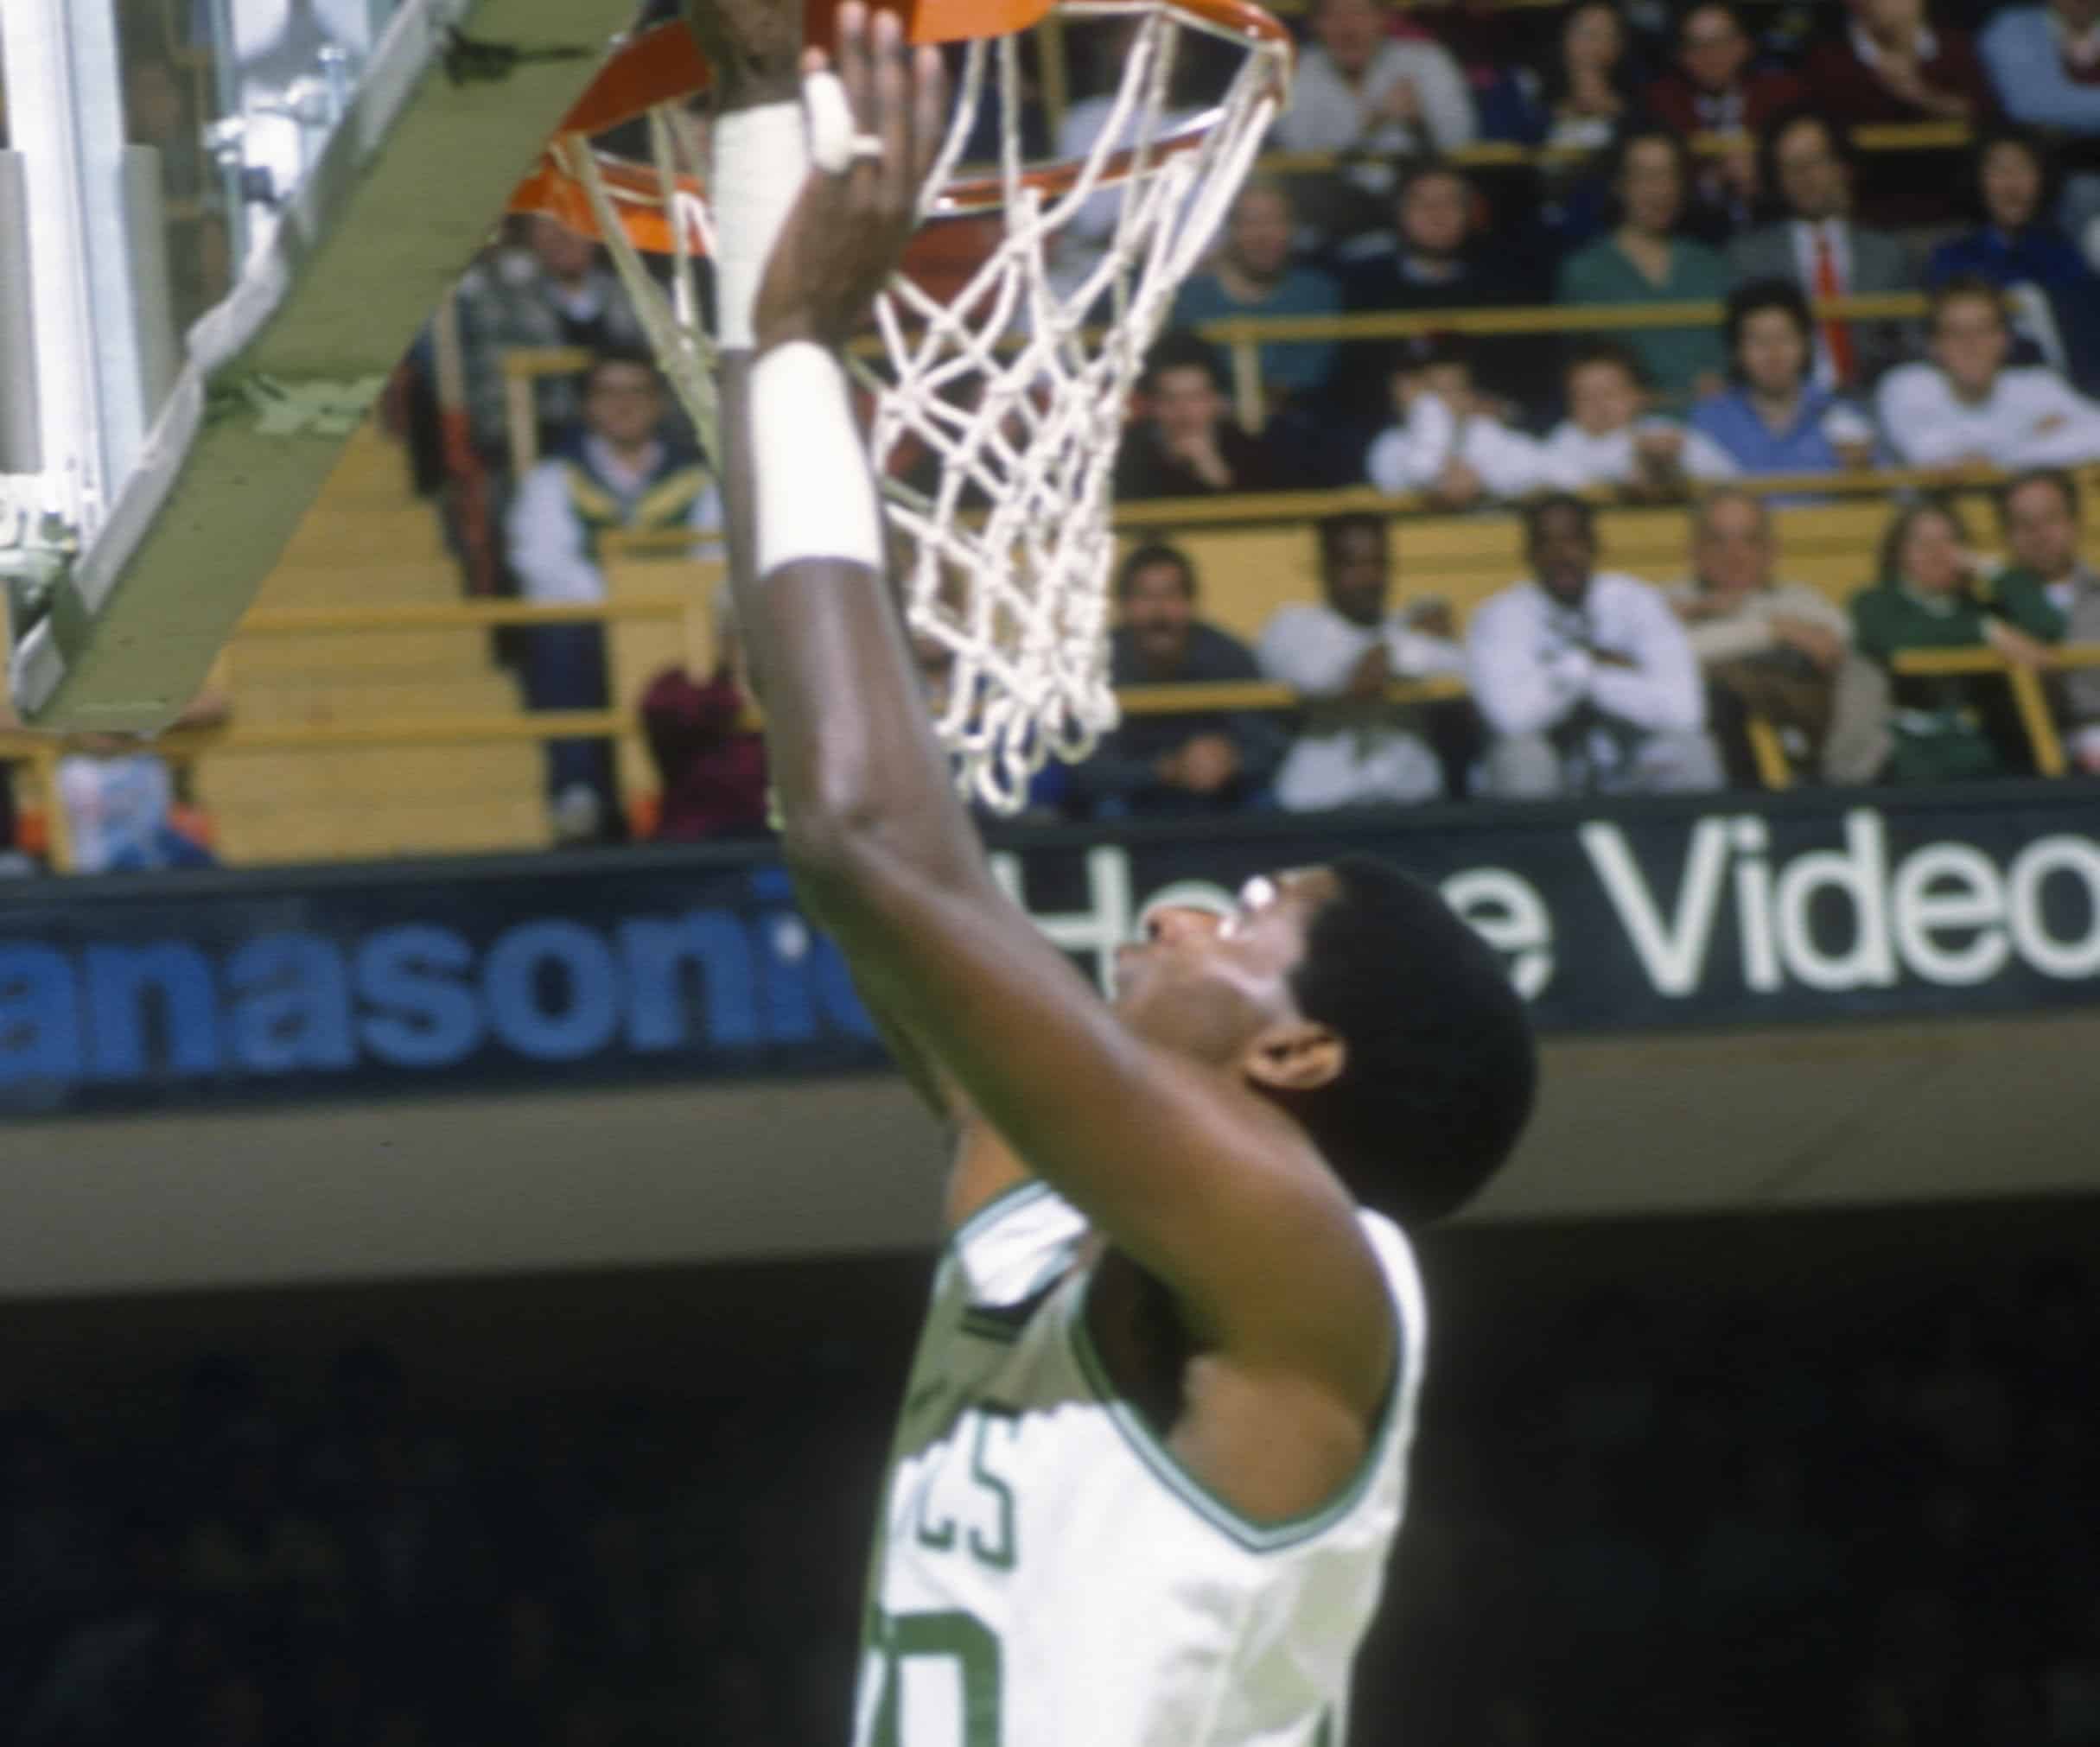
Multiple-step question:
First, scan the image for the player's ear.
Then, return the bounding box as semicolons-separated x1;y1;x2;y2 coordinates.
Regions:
1240;1019;1345;1094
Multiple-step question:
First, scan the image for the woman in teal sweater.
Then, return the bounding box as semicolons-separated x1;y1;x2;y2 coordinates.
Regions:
1556;128;1729;406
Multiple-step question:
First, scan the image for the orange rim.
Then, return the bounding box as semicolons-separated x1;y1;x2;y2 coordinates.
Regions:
507;0;1291;256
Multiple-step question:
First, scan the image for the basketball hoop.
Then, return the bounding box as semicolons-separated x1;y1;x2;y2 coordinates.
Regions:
510;0;1293;813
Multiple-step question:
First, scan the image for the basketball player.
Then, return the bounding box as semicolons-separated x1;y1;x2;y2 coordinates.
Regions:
692;5;1537;1739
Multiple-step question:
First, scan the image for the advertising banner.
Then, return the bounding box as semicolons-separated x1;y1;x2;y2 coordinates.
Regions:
3;788;2097;1117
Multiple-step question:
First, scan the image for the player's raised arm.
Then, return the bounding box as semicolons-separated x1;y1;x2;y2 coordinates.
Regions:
716;8;1534;1460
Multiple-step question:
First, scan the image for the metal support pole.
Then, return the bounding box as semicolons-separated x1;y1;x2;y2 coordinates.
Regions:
124;145;182;423
0;0;151;540
0;152;41;474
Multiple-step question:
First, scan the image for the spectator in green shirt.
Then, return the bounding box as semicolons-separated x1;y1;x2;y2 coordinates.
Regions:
1556;129;1732;406
1848;498;2060;784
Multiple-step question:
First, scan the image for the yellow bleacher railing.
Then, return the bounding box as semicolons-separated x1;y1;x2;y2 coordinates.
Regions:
500;291;1927;466
9;636;2094;872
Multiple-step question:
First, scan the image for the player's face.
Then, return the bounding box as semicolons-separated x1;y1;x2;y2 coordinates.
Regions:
1112;869;1341;1064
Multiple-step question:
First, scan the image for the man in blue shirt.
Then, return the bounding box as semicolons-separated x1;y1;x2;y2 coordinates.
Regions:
1690;279;1878;479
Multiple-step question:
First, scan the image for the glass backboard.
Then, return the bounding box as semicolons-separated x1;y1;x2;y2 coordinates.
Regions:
0;0;643;729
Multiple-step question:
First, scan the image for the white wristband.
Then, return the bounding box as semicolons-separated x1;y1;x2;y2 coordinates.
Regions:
752;341;885;575
713;102;810;351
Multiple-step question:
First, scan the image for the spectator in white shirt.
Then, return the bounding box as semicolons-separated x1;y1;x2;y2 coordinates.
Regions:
1257;512;1467;809
1540;343;1740;497
1273;0;1480;158
1875;277;2100;472
1468;494;1726;797
1364;335;1546;505
507;347;723;843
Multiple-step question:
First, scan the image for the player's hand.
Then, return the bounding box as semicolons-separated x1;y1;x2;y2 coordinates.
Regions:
751;4;947;353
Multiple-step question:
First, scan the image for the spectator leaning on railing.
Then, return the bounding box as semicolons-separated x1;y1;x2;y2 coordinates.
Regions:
1539;342;1740;499
1256;511;1467;810
1994;468;2100;772
1113;333;1298;499
506;346;723;846
1668;487;1852;782
1467;494;1725;800
1847;497;2060;784
1555;128;1732;403
1729;111;1919;391
1068;543;1283;820
1363;334;1545;506
1874;278;2100;472
1690;279;1880;478
1170;181;1341;410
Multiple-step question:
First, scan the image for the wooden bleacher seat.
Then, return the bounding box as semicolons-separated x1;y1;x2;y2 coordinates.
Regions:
194;425;552;865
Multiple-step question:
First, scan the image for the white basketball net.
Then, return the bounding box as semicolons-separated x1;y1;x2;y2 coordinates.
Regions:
566;1;1289;813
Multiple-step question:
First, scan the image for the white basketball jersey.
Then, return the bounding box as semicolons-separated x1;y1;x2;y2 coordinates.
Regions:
849;1181;1428;1747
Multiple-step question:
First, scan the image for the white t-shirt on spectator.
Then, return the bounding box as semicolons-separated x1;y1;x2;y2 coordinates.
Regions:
1467;572;1708;740
1257;601;1466;809
1537;420;1741;492
1365;393;1548;499
1270;39;1479;156
1874;363;2100;470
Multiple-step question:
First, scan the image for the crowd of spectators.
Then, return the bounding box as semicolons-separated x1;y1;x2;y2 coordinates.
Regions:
3;1238;2094;1747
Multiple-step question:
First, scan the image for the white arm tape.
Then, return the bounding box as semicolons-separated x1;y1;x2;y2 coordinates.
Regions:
752;342;886;576
712;102;810;351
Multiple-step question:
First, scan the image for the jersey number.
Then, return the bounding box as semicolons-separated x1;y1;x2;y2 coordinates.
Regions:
866;1607;1001;1747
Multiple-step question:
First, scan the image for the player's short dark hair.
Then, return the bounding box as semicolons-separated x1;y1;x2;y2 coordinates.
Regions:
1140;330;1227;394
1115;542;1199;598
1315;511;1387;568
1287;856;1537;1225
1523;491;1597;553
1999;467;2082;525
1724;277;1814;378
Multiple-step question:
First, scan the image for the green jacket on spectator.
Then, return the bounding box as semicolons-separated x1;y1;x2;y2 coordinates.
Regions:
1849;573;2061;784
